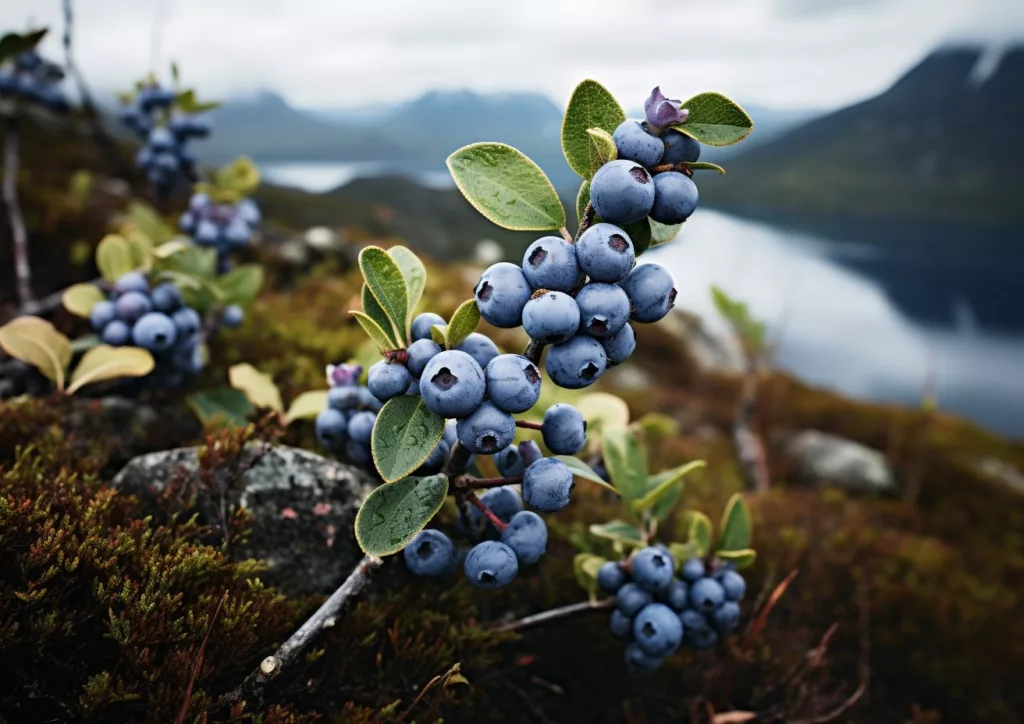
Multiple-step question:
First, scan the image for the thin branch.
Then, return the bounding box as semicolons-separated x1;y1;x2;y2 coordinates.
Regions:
514;420;542;431
574;202;596;241
455;474;523;490
649;161;694;177
175;590;228;724
523;339;546;366
466;491;507;532
492;597;615;632
743;568;798;648
2;115;32;306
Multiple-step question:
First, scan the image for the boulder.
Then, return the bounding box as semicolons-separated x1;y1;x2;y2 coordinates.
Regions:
784;430;896;494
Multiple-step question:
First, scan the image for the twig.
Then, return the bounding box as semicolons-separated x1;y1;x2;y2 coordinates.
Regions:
649;161;695;177
466;491;507;532
175;590;228;724
455;475;522;490
743;569;798;648
523;339;546;366
2;115;32;306
223;553;382;704
514;420;542;431
574;202;596;241
492;598;615;633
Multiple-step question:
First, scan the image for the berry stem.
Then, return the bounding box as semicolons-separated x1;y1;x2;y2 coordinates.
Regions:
523;339;546;366
574;202;596;241
2;115;32;306
443;440;472;478
558;226;573;244
460;475;523;489
648;161;694;177
491;597;616;632
514;420;542;431
466;491;508;532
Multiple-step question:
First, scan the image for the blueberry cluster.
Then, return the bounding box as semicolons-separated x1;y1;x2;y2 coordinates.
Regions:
0;50;69;112
119;83;211;195
599;549;747;676
475;233;676;388
88;271;243;388
178;192;260;273
314;363;385;468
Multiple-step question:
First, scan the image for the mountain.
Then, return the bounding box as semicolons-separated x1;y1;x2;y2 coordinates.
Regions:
701;45;1024;227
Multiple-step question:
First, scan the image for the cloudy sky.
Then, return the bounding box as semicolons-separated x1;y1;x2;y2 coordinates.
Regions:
3;0;1023;111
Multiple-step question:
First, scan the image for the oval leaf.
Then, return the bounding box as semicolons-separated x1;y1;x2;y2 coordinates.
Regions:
633;460;706;516
687;511;713;558
446;142;565;231
561;80;627;179
389;246;426;335
554;455;619;494
66;345;155;394
95;234;136;282
362;284;400;348
589;520;645;549
717;548;757;570
228;363;283;412
371;395;446;483
672;92;753;147
586;127;617;167
126;200;174;245
429;324;448;348
355;474;449;556
573;553;607;601
0;316;72;390
578;392;630;435
718;493;753;552
444;298;481;350
668;541;702;568
359;246;408;346
687;161;726;175
123;231;154;271
62;283;105;319
284;389;330;424
601;427;647;506
576;179;591;229
649;219;682;247
218;264;263;305
153;239;190;259
351;311;397;355
187;387;255;429
215;156;261;197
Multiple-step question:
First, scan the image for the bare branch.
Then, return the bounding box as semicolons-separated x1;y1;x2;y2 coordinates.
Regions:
491;598;615;633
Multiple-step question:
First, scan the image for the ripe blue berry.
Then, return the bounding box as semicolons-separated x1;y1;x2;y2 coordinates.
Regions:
328;386;360;411
172;307;202;337
406;378;420;396
664;580;689;611
631;547;676;594
613;120;664;167
150;283;183;312
195;219;220;246
576;223;636;283
114;291;152;323
521;236;581;293
237;198;260;225
456;401;516;454
89;300;116;331
601;324;636;366
625;641;665;676
619;264;677;323
220;305;244;329
680;609;717;649
522;457;574;512
346;439;372;466
681;558;705;582
575;282;631;338
633;603;683;657
485;354;542;414
545;334;607;389
522;290;580;345
495;445;524;477
455;333;500;371
416;439;450;475
598;561;627;593
113;271;149;296
464;540;518;589
474;262;532;328
420;350;485;418
315;408;348;451
661;128;701;165
617;582;653;617
173;340;204;375
367;360;412;401
223;218;251;248
406;338;442;378
713;601;741;635
518;440;543;468
347;411;376;444
412;312;446;342
131;312;178;352
689;577;726;613
404;529;456;577
500;511;548;565
650;171;699;225
357;387;384;412
541;403;586;455
717;569;747;601
610;609;634;641
101;320;131;346
590;160;655;225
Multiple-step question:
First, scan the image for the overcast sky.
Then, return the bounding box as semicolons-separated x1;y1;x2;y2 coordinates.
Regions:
4;0;1023;111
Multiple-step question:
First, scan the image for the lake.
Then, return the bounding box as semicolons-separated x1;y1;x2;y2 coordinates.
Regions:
262;160;453;194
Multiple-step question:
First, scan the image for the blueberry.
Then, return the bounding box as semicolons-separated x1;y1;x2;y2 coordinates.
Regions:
576;223;636;283
114;291;152;323
101;320;131;346
315;408;348;451
717;569;747;601
680;609;717;649
178;212;196;233
598;561;627;593
485;354;542;414
471;486;524;539
220;305;244;329
541;403;586;455
464;540;518;589
661;129;701;165
601;324;636;366
172;307;202;337
402;339;439;378
521;236;581;293
613;120;664;167
113;271;149;296
404;529;456;577
357;387;384;412
633;602;683;657
416;439;450;475
194;219;220;246
522;457;574;512
619;263;677;323
328;386;360;411
456;401;516;454
631;547;676;594
590;160;655;225
625;642;665;677
500;511;548;565
681;558;705;583
455;333;500;371
650;171;699;225
131;312;178;352
150;283;183;312
420;350;486;418
406;378;420;396
575;282;631;338
617;582;653;617
345;439;373;466
664;580;689;611
189;193;211;213
173;338;204;375
367;360;412;401
495;445;524;477
610;609;634;641
522;291;580;345
347;410;376;444
545;334;607;389
236;198;260;226
713;600;741;635
223;217;251;247
474;262;531;328
689;577;726;613
518;440;543;468
411;312;446;342
148;126;175;151
89;300;116;331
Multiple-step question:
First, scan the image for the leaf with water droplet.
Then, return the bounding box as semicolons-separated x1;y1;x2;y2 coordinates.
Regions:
371;395;445;483
355;473;449;556
669;92;753;147
359;246;408;346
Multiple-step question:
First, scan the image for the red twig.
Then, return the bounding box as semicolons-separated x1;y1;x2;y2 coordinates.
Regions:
460;475;523;489
515;420;542;431
175;590;228;724
466;491;508;532
743;569;798;648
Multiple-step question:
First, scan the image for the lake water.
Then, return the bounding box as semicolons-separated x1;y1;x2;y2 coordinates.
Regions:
262;161;454;193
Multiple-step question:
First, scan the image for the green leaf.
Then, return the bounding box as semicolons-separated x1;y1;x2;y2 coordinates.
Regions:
95;234;136;281
217;264;263;305
62;283;105;319
214;156;261;197
573;553;607;601
578;392;630;435
649;219;682;247
633;460;706;516
718;493;753;552
585;127;617;167
687;162;726;175
589;520;645;549
362;284;400;348
127;200;174;244
359;246;408;346
371;396;445;483
430;324;448;348
0;29;47;64
555;456;618;494
621;219;652;256
69;334;100;354
187;388;255;429
446;143;565;231
601;427;647;506
351;311;398;355
284;389;330;424
668;542;702;567
0;316;72;391
66;345;155;395
561;79;626;180
576;179;591;230
354;474;449;556
161;244;218;279
717;548;757;570
672;92;753;147
389;246;426;337
228;363;283;413
445;299;481;350
153;239;190;259
687;511;713;558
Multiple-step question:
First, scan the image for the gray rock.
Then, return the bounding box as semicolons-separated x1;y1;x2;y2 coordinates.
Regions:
674;310;745;374
113;444;376;596
785;430;896;494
